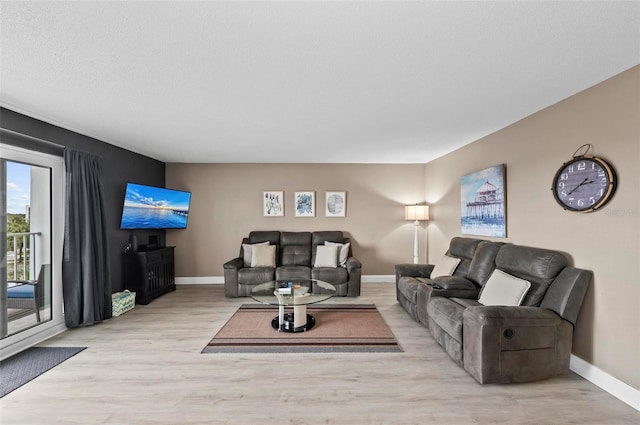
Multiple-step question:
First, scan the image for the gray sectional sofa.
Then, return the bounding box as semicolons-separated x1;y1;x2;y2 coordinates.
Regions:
224;230;362;298
396;237;592;384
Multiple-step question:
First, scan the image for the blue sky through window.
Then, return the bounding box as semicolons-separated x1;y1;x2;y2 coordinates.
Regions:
6;161;31;214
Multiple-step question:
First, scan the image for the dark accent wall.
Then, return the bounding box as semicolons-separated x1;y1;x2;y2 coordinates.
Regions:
1;107;166;292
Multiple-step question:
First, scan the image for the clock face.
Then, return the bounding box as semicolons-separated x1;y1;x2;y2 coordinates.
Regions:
552;156;617;212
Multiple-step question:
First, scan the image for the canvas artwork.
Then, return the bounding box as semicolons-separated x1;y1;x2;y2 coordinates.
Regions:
295;191;315;217
325;191;346;217
263;191;284;216
460;164;506;237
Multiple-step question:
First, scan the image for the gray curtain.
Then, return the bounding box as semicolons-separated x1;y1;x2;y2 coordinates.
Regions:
62;148;112;327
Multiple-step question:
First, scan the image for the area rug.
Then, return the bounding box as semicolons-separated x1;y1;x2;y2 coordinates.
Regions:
0;346;86;398
202;304;402;353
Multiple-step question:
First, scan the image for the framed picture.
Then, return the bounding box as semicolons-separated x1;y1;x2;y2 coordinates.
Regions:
460;164;506;237
325;191;346;217
263;191;284;216
295;191;315;217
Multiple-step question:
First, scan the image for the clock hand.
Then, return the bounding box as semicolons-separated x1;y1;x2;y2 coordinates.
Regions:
567;178;588;196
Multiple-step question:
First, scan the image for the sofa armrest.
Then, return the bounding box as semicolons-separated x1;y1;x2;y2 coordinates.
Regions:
345;256;361;271
540;266;592;325
463;305;562;326
395;263;434;283
223;257;244;297
462;306;572;384
345;257;362;297
432;275;476;291
223;257;243;270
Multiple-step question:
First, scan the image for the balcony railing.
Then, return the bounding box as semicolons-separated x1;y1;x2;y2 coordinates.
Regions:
6;232;41;281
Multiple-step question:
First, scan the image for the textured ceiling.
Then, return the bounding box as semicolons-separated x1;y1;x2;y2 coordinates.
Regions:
1;1;638;163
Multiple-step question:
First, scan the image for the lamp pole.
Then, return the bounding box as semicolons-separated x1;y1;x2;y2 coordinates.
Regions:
413;219;420;264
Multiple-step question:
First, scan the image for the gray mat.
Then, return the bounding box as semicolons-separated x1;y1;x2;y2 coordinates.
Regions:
0;346;86;398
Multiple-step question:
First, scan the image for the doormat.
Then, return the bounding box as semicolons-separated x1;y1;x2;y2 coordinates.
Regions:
0;346;86;398
202;304;402;353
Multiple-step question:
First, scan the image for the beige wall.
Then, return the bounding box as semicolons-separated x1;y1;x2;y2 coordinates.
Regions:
424;66;639;390
166;163;427;277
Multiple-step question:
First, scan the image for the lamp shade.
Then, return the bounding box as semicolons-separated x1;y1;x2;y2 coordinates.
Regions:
405;204;429;221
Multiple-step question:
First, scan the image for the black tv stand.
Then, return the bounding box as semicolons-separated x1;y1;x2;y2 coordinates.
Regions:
122;246;176;304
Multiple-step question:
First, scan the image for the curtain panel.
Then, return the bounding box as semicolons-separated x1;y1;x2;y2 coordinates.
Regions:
62;148;112;327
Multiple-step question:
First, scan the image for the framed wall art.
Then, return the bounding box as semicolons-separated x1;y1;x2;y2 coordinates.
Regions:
295;191;315;217
325;191;346;217
460;164;506;237
263;191;284;216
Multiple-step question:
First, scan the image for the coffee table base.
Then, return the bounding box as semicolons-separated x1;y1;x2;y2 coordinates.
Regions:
271;313;316;333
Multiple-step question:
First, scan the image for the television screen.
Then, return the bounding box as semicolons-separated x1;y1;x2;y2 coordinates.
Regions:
120;183;191;229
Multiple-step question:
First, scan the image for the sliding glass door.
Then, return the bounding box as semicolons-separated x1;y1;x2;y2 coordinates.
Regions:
1;144;65;358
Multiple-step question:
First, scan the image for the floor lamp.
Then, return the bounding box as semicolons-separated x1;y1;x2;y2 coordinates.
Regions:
405;204;429;264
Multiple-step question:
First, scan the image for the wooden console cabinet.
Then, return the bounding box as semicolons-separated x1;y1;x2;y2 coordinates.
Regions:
122;246;176;304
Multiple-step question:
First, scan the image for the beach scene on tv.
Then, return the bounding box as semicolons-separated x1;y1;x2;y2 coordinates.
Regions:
120;183;191;229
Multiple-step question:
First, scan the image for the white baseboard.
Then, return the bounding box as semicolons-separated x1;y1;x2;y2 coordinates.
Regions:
175;276;224;284
570;354;639;411
362;275;395;283
175;275;396;285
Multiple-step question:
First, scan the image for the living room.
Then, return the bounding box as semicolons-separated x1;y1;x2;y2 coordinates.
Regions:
1;1;639;423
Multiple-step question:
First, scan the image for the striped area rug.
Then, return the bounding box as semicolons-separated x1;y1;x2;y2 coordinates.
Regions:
202;304;402;353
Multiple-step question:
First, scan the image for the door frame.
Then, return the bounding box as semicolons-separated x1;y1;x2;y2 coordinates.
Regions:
1;143;66;360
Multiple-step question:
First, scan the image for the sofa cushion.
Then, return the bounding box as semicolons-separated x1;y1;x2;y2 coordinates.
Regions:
431;255;461;278
248;230;280;244
242;241;269;267
478;269;531;306
448;237;482;260
427;297;466;343
496;245;567;306
276;266;311;281
251;245;276;267
466;241;502;286
325;241;350;267
449;297;482;309
432;275;476;291
280;232;312;267
446;237;483;278
312;266;348;285
314;245;339;267
238;267;275;285
7;284;35;298
281;245;311;267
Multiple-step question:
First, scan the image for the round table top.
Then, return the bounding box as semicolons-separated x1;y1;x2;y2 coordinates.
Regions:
250;279;337;306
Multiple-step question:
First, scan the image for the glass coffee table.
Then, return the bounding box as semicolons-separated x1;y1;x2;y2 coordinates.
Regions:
251;279;337;333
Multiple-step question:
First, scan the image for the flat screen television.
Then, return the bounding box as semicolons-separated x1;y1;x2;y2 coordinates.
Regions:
120;183;192;230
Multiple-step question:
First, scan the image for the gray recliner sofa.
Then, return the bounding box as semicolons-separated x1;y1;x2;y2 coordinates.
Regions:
224;230;362;298
396;237;592;384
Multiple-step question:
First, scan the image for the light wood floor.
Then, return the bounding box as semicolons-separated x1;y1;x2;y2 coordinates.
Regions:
1;283;638;425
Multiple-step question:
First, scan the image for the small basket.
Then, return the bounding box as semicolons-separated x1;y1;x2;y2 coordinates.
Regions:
112;289;136;317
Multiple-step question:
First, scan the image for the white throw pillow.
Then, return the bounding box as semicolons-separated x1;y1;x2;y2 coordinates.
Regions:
324;241;350;267
478;269;531;306
314;245;339;268
430;255;462;278
242;241;269;267
251;244;276;268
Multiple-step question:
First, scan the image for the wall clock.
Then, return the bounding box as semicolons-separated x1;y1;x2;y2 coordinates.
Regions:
551;145;617;212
